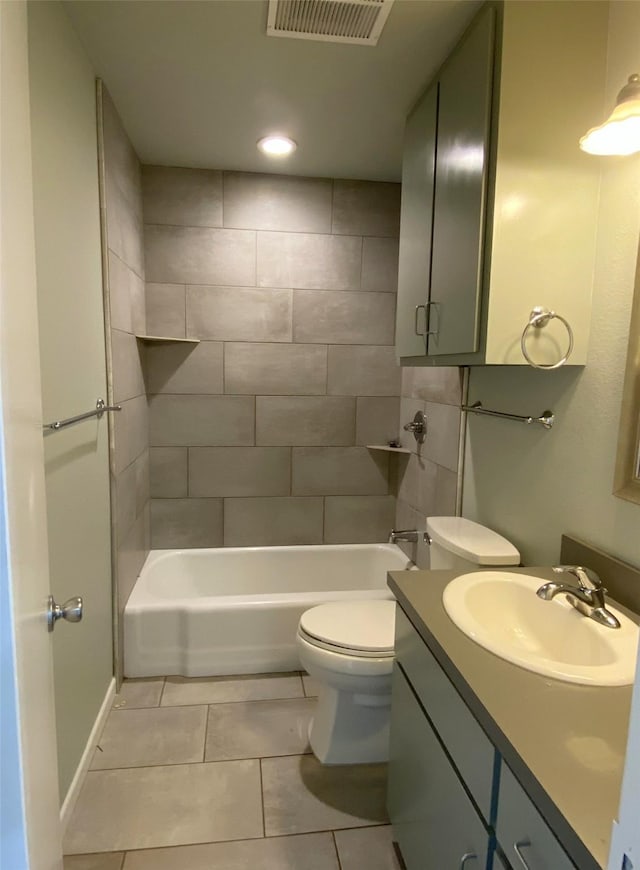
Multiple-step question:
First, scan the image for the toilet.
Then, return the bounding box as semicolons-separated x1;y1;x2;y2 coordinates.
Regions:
296;517;520;765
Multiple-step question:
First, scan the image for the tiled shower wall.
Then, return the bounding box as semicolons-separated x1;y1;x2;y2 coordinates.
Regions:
100;86;150;670
142;169;404;547
393;366;462;568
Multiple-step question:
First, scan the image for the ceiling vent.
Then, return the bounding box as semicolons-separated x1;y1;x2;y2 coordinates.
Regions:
266;0;395;46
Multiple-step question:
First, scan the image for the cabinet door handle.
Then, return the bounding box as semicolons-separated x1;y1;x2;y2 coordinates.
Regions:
414;304;427;336
459;853;477;869
425;300;439;336
513;839;532;869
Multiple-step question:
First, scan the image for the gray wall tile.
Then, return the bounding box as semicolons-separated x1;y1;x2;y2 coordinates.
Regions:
294;290;395;345
142;166;222;228
151;498;223;548
355;397;401;446
256;397;355;446
186;286;292;342
224;497;324;547
292;447;389;496
107;182;144;279
332;180;400;237
327;346;401;396
225;343;327;395
145;341;223;395
145;225;255;286
150;447;188;498
113;395;148;475
117;504;150;612
324;495;396;544
146;284;186;338
436;464;458;515
361;237;399;293
189;447;291;497
257;232;361;291
394;498;431;568
224;172;332;233
111;329;145;403
396;453;438;517
149;395;255;447
403;365;462;405
103;89;142;220
109;251;145;334
424;401;461;472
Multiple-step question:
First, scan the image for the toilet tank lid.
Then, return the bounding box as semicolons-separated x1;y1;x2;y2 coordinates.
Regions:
426;517;520;566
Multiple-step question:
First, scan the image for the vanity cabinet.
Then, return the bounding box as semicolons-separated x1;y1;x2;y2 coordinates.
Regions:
388;666;490;869
389;604;578;870
395;1;607;367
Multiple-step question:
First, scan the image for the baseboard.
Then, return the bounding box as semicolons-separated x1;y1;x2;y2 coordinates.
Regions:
60;676;115;833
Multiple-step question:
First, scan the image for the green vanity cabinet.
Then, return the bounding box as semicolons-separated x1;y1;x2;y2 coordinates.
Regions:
388;666;490;869
395;1;607;367
389;604;579;870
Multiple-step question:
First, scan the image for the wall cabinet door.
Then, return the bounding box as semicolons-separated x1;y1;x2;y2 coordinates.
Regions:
395;81;438;357
388;665;490;870
428;4;495;356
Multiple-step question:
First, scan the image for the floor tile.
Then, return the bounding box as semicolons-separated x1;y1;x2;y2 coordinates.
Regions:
161;673;304;706
123;832;339;869
302;675;320;697
262;754;389;836
64;855;124;870
91;706;207;770
114;678;164;709
205;698;315;761
334;825;402;870
64;760;262;854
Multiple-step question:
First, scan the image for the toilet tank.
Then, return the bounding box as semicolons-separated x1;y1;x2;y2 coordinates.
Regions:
426;517;520;571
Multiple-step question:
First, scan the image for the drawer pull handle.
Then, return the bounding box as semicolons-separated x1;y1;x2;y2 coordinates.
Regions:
513;839;532;869
414;304;427;336
459;853;477;869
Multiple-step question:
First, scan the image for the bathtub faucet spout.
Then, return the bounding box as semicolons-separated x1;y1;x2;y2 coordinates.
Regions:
389;529;430;545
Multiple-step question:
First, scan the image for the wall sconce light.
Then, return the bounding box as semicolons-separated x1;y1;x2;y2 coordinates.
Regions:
580;74;640;156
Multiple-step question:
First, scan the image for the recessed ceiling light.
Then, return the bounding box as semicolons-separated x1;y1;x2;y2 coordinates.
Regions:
257;135;297;157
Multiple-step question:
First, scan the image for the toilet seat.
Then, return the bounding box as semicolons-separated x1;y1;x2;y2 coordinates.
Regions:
298;601;396;658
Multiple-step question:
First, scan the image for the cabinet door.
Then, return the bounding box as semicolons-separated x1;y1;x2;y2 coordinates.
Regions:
395;81;438;358
496;764;576;870
388;665;490;870
428;5;495;356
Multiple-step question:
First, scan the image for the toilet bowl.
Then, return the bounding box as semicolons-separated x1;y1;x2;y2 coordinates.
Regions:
298;517;521;766
296;600;395;765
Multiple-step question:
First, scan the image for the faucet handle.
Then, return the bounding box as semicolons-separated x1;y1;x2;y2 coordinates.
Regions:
553;565;602;590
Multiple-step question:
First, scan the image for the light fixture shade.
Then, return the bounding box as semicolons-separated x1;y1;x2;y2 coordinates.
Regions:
257;135;297;157
580;74;640;156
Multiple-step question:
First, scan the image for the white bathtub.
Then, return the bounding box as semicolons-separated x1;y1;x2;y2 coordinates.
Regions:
124;543;413;677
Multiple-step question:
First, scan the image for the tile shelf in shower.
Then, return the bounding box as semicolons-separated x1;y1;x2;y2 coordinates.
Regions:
135;334;200;344
366;445;411;454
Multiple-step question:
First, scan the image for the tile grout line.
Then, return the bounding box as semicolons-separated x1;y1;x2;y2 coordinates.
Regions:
332;830;344;870
259;758;266;838
202;703;211;764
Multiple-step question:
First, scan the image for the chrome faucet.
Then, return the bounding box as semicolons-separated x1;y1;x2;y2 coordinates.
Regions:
389;529;431;545
536;565;621;629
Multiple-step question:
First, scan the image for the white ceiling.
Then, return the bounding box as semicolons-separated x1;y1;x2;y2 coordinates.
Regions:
64;0;480;182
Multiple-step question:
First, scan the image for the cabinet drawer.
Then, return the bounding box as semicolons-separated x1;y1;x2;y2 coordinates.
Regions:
496;764;576;870
395;606;495;820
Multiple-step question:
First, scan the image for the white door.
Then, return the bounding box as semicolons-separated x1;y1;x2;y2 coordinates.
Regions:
0;2;63;869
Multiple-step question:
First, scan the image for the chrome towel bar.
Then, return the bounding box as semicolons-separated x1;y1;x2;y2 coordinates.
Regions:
43;397;121;432
462;401;555;430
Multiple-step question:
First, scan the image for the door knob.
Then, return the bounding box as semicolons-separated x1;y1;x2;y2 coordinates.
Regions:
47;595;83;632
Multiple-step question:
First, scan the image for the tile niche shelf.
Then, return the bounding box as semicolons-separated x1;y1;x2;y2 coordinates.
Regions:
135;334;200;344
366;444;411;454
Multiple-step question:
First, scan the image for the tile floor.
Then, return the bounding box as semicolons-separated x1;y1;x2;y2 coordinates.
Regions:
63;673;401;870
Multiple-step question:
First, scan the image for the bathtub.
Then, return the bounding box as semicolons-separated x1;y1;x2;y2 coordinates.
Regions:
124;543;413;677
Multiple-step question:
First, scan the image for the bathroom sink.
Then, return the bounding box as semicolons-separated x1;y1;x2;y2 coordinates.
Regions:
443;572;639;686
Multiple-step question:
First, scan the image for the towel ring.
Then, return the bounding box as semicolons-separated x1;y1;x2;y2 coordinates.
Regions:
520;306;574;370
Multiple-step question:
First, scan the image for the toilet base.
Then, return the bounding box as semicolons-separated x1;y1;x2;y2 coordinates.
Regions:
309;684;391;765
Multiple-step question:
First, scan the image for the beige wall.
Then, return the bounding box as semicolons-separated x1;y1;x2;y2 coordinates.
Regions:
28;0;113;800
99;87;150;682
463;1;640;570
143;170;401;547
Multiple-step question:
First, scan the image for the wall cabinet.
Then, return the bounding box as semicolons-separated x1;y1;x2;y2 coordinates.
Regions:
389;605;578;870
395;1;608;367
